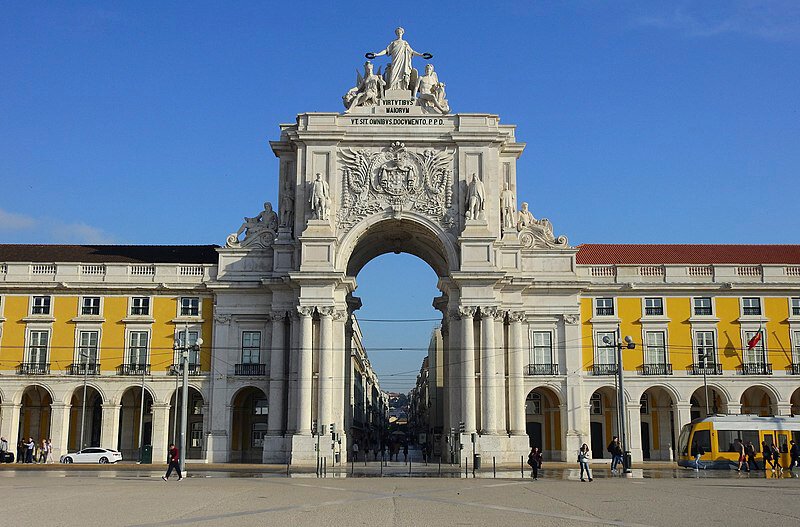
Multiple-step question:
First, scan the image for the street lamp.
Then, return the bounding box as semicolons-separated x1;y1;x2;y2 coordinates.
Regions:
603;333;636;473
79;351;90;451
178;329;202;475
698;351;710;416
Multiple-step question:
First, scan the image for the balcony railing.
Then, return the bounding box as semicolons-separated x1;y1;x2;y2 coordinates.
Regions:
790;364;800;375
592;363;618;375
595;308;614;316
739;362;772;375
169;363;202;376
68;363;101;375
526;363;560;375
645;307;664;316
742;307;761;316
117;363;151;376
693;307;713;316
691;363;723;375
639;363;673;376
235;363;266;376
17;362;50;375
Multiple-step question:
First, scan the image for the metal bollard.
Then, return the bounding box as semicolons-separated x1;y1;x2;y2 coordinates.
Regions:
286;462;290;477
351;457;354;476
465;458;469;478
493;456;496;478
324;456;327;477
409;457;412;476
520;456;524;479
438;458;441;477
380;458;383;476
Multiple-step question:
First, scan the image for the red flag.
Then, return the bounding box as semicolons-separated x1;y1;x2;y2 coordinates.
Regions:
747;332;762;350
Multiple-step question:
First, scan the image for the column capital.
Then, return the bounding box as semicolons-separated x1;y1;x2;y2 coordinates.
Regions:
50;403;70;411
213;314;232;325
508;310;526;323
318;306;335;318
297;306;315;318
456;306;477;319
478;306;499;320
332;309;347;321
270;310;287;321
563;313;580;325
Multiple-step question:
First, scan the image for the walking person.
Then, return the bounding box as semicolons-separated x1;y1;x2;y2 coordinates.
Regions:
162;443;183;481
745;441;759;471
734;438;749;472
770;442;783;472
528;447;543;480
403;443;409;463
788;440;799;474
762;440;775;470
691;439;705;470
608;436;623;473
45;439;54;464
17;439;25;464
0;436;9;463
578;443;593;482
351;441;359;462
39;439;48;464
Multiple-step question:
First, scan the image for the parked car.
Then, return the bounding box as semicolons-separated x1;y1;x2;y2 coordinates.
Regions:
60;447;122;464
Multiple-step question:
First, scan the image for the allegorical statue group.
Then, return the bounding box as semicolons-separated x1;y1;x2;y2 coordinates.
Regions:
343;27;450;114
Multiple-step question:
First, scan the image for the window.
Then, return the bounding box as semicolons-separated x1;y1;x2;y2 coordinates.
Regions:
526;392;542;415
742;297;761;316
128;331;149;365
695;331;716;365
640;394;649;414
32;296;51;315
242;331;261;364
131;297;150;316
744;330;765;364
180;297;200;317
693;297;712;316
596;331;616;365
792;298;800;316
28;330;49;364
531;331;553;365
78;330;99;363
251;423;267;447
590;393;603;415
177;330;200;364
190;422;203;448
644;331;667;365
793;331;800;364
717;430;759;453
644;298;663;316
595;298;614;316
254;399;268;415
81;297;101;316
691;429;712;455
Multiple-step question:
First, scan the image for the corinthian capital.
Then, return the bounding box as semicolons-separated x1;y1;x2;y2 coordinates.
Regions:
479;306;498;319
508;311;526;323
297;306;315;318
318;306;335;318
332;309;347;321
457;306;478;319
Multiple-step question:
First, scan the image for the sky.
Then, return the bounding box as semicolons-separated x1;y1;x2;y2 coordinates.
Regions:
2;1;799;392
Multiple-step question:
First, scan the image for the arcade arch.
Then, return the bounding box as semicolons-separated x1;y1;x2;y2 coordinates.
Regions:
68;385;103;450
18;385;52;448
118;386;154;461
741;385;777;416
690;385;727;420
231;386;267;463
169;387;205;459
638;386;676;461
525;386;562;460
588;386;620;459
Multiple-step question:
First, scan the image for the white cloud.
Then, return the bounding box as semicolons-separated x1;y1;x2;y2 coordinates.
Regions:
0;208;36;230
49;222;115;244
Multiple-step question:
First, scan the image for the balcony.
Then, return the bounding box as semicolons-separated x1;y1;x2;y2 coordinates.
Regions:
739;362;772;375
644;307;664;316
592;363;618;376
595;308;614;316
67;363;101;375
169;363;202;376
790;364;800;375
690;363;723;375
117;363;151;376
639;363;673;376
17;362;50;375
526;363;560;375
235;363;266;376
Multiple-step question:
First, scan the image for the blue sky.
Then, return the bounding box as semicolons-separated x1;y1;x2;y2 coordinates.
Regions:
2;1;799;391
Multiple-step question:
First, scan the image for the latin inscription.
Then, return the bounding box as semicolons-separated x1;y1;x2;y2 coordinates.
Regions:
349;117;446;125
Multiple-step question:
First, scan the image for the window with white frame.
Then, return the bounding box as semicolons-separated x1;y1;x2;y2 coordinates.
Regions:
128;331;149;365
81;297;101;316
131;297;150;316
743;330;765;364
793;331;800;364
31;296;51;315
695;331;716;365
531;331;553;365
644;298;664;316
251;422;267;447
526;391;542;415
242;331;261;364
595;331;616;365
190;422;203;448
693;297;713;316
742;297;761;316
254;399;268;415
177;330;200;364
180;297;200;317
78;330;99;363
28;330;49;364
644;331;667;365
640;394;649;414
590;393;603;415
596;298;614;316
791;297;800;317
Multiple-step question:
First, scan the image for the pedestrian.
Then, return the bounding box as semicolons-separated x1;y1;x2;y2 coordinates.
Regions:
770;442;783;472
162;443;183;481
691;439;705;470
608;436;623;473
403;443;409;463
0;436;7;454
745;441;759;471
762;440;775;470
734;438;749;472
528;447;543;480
351;442;359;462
45;439;54;464
0;436;8;463
39;439;48;464
17;439;25;463
25;437;35;464
578;443;593;482
789;440;799;473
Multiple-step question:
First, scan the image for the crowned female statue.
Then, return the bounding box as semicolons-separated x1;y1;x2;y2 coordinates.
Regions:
367;27;432;92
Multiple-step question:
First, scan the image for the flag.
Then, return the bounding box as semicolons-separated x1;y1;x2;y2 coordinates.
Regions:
747;331;762;350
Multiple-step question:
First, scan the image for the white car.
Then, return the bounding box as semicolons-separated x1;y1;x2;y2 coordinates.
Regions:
60;447;123;464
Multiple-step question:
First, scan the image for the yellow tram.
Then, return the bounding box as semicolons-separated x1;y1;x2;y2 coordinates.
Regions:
677;415;800;469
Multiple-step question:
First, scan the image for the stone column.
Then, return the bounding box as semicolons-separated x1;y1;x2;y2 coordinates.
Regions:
48;403;71;461
480;307;498;434
776;402;793;416
317;307;334;433
206;314;232;462
151;403;171;465
562;314;587;459
672;402;693;458
459;306;477;432
267;311;286;435
447;310;461;432
0;403;21;449
507;311;526;435
286;310;300;433
332;310;347;436
493;310;507;432
100;404;121;451
296;306;314;435
625;403;643;463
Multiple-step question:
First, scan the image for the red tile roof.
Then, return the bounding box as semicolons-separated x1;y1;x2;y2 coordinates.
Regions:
576;244;800;265
0;245;219;264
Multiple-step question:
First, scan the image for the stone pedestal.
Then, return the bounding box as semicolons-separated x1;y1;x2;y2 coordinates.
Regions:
205;430;229;463
262;435;290;464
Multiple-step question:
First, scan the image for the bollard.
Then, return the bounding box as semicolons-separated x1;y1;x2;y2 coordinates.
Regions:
493;457;496;478
324;456;327;477
409;457;412;476
351;457;354;476
286;462;290;477
465;458;469;478
380;458;383;476
438;458;441;477
520;456;524;479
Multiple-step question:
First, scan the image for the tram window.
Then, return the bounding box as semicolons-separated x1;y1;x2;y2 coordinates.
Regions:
692;430;712;454
717;430;737;452
741;431;759;451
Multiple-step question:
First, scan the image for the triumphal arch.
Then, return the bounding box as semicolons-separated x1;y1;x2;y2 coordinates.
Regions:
208;29;583;465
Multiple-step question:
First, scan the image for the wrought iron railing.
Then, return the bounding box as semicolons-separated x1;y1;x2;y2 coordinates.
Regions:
739;362;772;375
639;363;673;376
170;363;202;376
117;363;151;375
235;363;266;376
645;307;664;316
790;363;800;375
691;363;723;375
595;308;614;316
592;363;618;375
68;363;101;375
525;363;559;375
17;362;50;375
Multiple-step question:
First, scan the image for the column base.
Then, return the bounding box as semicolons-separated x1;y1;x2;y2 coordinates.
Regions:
460;433;530;464
289;434;319;466
564;428;587;461
205;431;230;463
262;435;290;464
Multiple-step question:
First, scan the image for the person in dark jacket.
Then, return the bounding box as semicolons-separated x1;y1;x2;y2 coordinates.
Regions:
691;440;705;470
745;441;759;471
162;443;183;481
608;436;623;472
789;440;799;474
769;443;783;472
762;440;775;470
528;447;543;480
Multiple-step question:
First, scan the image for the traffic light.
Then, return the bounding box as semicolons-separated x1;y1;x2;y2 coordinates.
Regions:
330;423;336;440
311;420;318;436
459;421;465;434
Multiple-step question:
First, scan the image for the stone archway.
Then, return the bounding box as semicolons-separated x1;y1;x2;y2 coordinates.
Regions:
792;387;800;416
690;384;728;420
118;386;154;461
18;385;52;460
68;385;103;450
639;386;677;461
741;385;777;416
588;387;619;459
525;386;562;460
230;386;267;463
169;386;205;459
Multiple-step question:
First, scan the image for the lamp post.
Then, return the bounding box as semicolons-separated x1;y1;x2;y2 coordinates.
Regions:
79;351;89;450
137;361;146;464
179;325;202;476
604;333;636;474
698;351;710;416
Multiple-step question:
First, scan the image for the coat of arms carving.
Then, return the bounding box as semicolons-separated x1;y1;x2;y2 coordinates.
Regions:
336;142;454;231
